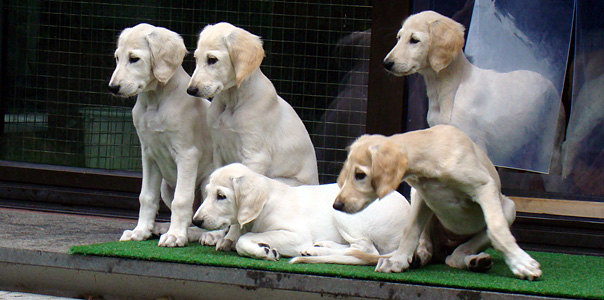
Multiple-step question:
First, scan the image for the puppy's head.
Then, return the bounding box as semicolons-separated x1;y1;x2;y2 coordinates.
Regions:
108;23;187;97
193;163;269;230
187;22;265;99
383;10;465;75
333;135;408;214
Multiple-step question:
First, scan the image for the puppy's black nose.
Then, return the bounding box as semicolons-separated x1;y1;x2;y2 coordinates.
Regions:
187;86;199;96
192;218;204;228
383;60;395;70
333;201;345;212
108;85;121;95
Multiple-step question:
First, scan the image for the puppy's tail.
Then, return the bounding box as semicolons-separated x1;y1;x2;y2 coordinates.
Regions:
289;254;371;265
289;250;391;265
348;249;391;265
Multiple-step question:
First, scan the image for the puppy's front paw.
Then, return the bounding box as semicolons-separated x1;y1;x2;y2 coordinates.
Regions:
507;252;542;280
158;233;187;247
258;243;280;261
199;230;225;246
375;254;411;273
120;229;151;242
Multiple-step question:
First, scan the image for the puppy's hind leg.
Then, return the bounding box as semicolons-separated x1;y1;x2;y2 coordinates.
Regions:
160;180;175;209
444;229;493;272
235;232;283;261
412;221;434;269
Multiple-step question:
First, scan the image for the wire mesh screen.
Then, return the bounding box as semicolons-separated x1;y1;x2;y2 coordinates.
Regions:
1;1;372;183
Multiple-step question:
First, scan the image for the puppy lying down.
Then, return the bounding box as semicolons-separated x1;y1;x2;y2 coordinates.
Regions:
334;125;541;280
192;163;410;263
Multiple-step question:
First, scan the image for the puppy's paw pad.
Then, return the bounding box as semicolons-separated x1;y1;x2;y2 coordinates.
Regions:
469;253;493;273
258;243;280;261
409;254;423;269
158;233;187;247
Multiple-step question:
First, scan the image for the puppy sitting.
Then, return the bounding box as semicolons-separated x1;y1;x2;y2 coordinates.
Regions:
187;22;318;186
192;163;410;263
334;125;542;280
108;24;213;247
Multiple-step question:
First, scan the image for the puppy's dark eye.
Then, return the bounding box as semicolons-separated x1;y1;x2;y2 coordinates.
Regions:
355;172;367;181
207;56;218;65
409;36;420;44
129;56;140;63
217;192;226;201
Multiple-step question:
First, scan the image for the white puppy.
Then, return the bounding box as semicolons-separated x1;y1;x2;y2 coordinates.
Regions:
383;10;562;172
108;24;213;247
333;125;542;280
187;22;318;186
192;163;410;263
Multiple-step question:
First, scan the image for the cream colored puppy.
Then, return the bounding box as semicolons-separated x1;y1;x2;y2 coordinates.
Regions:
108;24;213;247
187;22;318;186
192;163;410;263
333;125;542;280
383;10;562;172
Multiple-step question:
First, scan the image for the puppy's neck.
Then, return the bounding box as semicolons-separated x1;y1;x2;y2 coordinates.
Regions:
419;53;470;126
141;66;189;103
219;69;275;109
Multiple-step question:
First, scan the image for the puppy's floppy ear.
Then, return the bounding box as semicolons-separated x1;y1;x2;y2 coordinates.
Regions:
427;17;465;73
145;27;188;84
232;175;269;227
337;160;350;188
225;27;265;86
370;141;408;199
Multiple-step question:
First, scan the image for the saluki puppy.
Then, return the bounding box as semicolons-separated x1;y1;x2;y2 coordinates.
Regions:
108;24;213;247
334;125;542;280
192;163;410;263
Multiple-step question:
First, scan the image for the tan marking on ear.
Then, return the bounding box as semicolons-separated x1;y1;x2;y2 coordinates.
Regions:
232;175;269;227
427;17;465;73
370;141;408;199
146;27;188;84
225;28;265;86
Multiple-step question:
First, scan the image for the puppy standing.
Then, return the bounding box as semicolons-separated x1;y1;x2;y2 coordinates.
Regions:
193;163;409;263
334;125;542;280
108;24;213;247
187;22;318;186
383;10;563;173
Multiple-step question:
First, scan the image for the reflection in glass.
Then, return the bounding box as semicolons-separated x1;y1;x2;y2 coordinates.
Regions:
459;0;573;173
562;0;604;196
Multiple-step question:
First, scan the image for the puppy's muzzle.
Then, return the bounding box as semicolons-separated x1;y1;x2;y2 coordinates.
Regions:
383;59;395;71
333;199;345;212
186;86;199;97
108;84;121;95
192;218;205;229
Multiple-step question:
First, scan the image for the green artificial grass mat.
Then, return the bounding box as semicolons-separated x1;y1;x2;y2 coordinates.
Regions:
70;240;604;299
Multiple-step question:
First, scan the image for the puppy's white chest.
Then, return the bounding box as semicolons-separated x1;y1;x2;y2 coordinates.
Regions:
138;107;167;133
